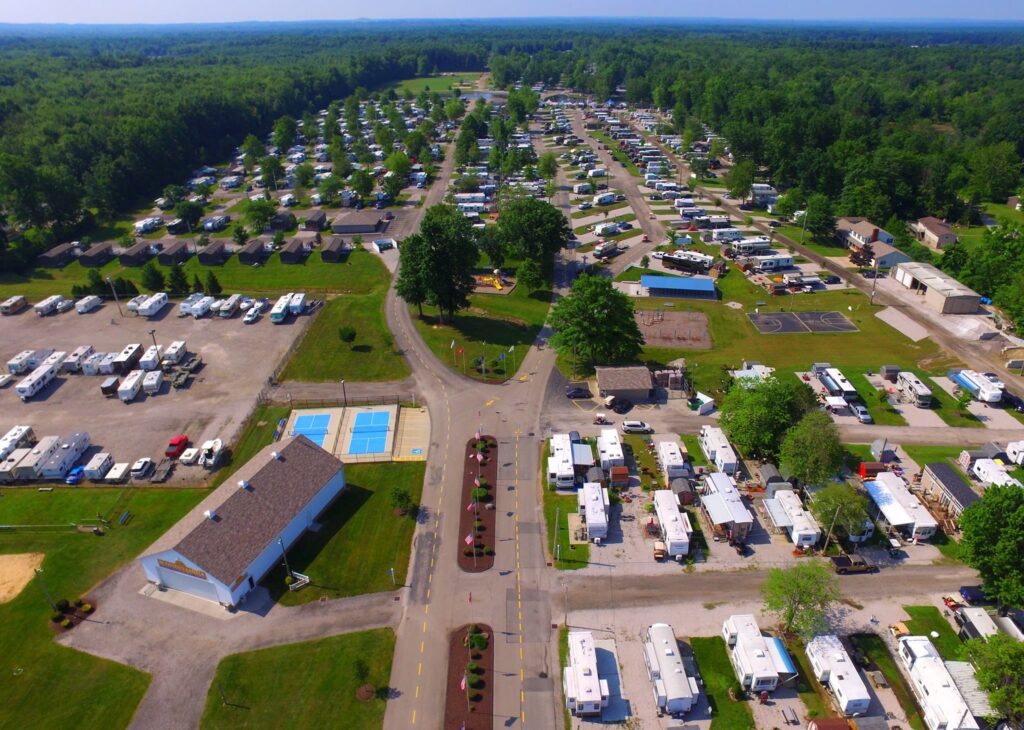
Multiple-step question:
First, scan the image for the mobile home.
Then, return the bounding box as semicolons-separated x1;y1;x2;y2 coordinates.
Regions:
596;428;625;471
698;425;738;475
702;472;754;540
34;295;65;316
653;489;692;557
562;631;610;718
1;295;28;315
62;345;95;373
270;293;293;323
39;432;91;480
75;295;103;314
83;452;114;481
897;636;980;730
657;441;688;483
723;615;794;692
766;489;821;547
643;623;698;716
118;369;145;403
864;471;937;541
950;369;1003;403
577;482;610;542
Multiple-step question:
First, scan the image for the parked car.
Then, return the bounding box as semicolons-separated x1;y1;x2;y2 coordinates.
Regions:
852;404;873;424
131;457;154;479
165;434;189;459
615;194;626;202
621;420;653;434
565;386;591;399
243;308;261;324
578;202;592;210
959;585;987;604
823;275;841;285
767;220;782;228
65;466;85;485
610;398;633;414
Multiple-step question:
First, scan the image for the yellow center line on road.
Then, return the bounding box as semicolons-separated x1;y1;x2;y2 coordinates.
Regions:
411;710;416;724
418;662;423;675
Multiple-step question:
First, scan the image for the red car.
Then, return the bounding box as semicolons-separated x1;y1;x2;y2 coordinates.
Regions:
165;434;188;458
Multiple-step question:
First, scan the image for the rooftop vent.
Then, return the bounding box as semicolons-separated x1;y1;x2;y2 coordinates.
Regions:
238;480;250;490
271;451;281;460
203;509;217;521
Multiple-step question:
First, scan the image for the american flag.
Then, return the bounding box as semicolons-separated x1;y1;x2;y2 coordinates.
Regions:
464;533;474;545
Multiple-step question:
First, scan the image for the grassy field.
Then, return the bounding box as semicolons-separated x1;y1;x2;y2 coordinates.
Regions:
267;461;426;604
903;605;966;660
411;263;551;382
690;636;756;729
624;281;946;400
0;245;389;301
386;72;483;95
558;626;571;730
900;444;976;471
0;487;208;729
776;225;849;258
201;628;394;729
842;366;908;426
622;434;663;490
278;288;410;383
541;441;590;569
850;634;926;730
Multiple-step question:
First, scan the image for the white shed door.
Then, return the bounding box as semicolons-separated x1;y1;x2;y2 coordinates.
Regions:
158;566;221;603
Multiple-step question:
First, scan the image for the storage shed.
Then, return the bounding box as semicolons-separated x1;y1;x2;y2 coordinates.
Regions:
320;236;350;262
331;210;384;234
640;275;717;300
596;366;652;402
119;240;158;267
891;262;981;315
197;240;228;266
139;436;346;607
304;210;327;231
279;238;309;264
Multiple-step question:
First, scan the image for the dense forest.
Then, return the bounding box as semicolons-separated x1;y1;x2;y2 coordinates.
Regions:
1;22;1023;276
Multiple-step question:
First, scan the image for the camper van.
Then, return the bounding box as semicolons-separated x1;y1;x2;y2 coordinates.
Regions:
270;293;293;323
118;370;145;403
219;293;241;318
1;295;28;315
896;372;933;407
34;295;65;316
75;295;103;314
289;292;307;315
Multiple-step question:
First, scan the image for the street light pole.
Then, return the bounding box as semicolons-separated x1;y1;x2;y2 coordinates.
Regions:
148;329;158;350
106;276;124;318
340;379;348;406
277;537;292;578
35;568;56;611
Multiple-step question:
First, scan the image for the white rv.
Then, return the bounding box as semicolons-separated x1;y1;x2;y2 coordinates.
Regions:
7;350;35;374
698;425;738;475
178;293;204;317
896;371;933;407
547;433;575;488
75;295;103;314
81;352;106;376
15;360;61;402
576;482;609;542
34;295;65;316
118;369;145;403
143;370;163;395
39;432;91;480
289;292;307;315
62;345;95;373
643;623;698;716
138;292;168;318
270;293;293;323
219;293;241;318
161;341;188;367
98;352;118;375
191;296;214;319
139;345;163;371
653;490;692;558
83;452;114;481
805;635;871;716
657;441;688;482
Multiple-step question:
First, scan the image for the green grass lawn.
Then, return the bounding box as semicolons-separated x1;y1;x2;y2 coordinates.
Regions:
267;461;426;604
0;245;389;300
589;131;642;177
622;434;663;490
0;487;208;729
849;634;926;730
277;288;411;383
900;444;976;471
541;441;589;570
787;639;837;721
776;225;849;258
843;366;908;426
690;636;755;729
411;265;551;382
201;628;394;729
903;605;966;660
386;72;483;95
558;626;572;729
212;404;293;487
680;434;709;468
912;371;983;428
615;267;682;282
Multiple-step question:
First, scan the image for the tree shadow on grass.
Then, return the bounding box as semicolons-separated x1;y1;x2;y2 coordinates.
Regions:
263;485;373;601
421;312;539;349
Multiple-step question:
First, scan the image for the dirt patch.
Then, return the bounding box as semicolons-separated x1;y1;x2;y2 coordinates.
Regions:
634;310;712;349
0;553;44;603
458;437;497;573
444;624;494;729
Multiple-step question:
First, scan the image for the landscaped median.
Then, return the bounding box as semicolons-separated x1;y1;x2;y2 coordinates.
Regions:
201;628;395;728
459;436;497;572
444;624;494;729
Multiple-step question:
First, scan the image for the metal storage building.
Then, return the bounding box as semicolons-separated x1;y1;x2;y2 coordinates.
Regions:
140;436;346;607
891;262;981;314
640;274;717;300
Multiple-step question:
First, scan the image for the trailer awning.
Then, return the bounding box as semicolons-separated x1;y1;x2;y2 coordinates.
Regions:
762;498;792;530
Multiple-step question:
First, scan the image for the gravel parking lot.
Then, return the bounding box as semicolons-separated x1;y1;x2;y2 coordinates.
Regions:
0;304;307;483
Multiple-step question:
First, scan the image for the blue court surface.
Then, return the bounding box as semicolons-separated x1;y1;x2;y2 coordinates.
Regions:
348;410;391;455
292;413;331;447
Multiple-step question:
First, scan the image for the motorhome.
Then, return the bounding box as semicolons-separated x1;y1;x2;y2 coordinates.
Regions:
75;295;103;314
112;343;142;374
15;360;60;402
705;215;732;229
138;293;168;318
219;293;241;318
139;345;163;372
819;368;858;402
62;345;95;373
161;341;188;367
118;369;145;403
1;295;28;315
594;241;620;259
270;293;293;323
731;237;773;256
34;295;65;316
289;292;307;315
896;372;933;407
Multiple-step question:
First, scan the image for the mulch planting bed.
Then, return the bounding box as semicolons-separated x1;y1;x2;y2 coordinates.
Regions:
443;623;494;730
457;436;497;572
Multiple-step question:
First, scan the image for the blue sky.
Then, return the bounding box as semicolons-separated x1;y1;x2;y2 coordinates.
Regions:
3;0;1021;24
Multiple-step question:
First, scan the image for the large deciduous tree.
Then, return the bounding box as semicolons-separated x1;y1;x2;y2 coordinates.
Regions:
965;634;1024;724
719;377;817;459
396;204;477;322
809;483;870;542
496;196;570;262
761;561;840;639
804;193;837;240
727;159;755;202
778;411;845;486
960;486;1024;608
396;233;429;318
549;275;645;365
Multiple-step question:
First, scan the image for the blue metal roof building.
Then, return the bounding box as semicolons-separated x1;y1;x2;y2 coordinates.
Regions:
640;274;717;299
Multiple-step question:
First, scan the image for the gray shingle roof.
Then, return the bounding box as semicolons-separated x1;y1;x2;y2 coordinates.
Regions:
171;436;344;585
596;366;652;392
925;462;979;511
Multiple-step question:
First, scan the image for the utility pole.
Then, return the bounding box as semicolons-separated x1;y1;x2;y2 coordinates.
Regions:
340;378;348;406
278;537;292;578
552;506;560;562
148;329;158;350
106;276;124;318
35;568;56;611
822;504;842;557
869;257;880;306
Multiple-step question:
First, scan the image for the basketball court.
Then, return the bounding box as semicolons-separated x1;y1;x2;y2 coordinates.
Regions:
748;310;858;334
